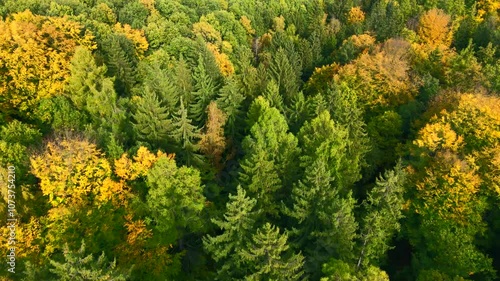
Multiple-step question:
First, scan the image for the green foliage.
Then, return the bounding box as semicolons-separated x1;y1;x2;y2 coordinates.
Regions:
2;1;500;280
132;87;172;149
240;97;300;217
204;186;258;280
146;156;205;239
170;99;202;166
241;223;305;281
190;56;219;125
356;161;406;269
49;240;129;281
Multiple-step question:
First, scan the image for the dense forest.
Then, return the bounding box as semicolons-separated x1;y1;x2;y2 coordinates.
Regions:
0;0;499;280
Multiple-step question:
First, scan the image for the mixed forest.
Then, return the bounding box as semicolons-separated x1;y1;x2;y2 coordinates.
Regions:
0;0;500;280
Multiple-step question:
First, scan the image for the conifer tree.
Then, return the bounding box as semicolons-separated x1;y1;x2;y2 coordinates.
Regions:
328;84;370;184
216;77;245;138
49;240;128;281
239;97;300;217
171;98;201;166
268;47;302;106
102;34;138;96
132;87;172;149
241;223;305;281
146;156;205;241
289;111;358;277
190;56;219;125
356;161;406;270
204;186;258;280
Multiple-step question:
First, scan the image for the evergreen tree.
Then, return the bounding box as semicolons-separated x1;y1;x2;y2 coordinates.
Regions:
356;161;406;270
171;99;202;166
328;83;370;184
138;50;179;111
239;97;300;217
204;186;259;280
267;47;302;107
132;87;173;149
289;111;358;277
241;223;305;281
190;56;219;125
146;156;205;242
101;34;138;96
216;77;246;138
48;240;128;281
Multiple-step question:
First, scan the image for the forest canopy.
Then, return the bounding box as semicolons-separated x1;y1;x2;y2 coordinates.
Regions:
0;0;500;280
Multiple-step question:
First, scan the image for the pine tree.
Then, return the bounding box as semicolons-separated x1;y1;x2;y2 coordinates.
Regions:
172;56;194;106
328;83;370;183
288;111;358;277
267;47;302;106
102;34;138;96
138;50;179;111
241;223;305;281
132;87;173;149
171;99;201;166
216;77;246;138
239;149;282;217
356;161;406;270
298;111;351;192
289;158;358;275
239;97;300;217
263;79;285;115
190;56;219;125
204;186;259;280
49;240;128;281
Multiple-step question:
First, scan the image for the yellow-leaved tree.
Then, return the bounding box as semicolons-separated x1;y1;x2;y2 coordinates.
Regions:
30;138;124;207
408;91;500;278
0;11;95;116
336;39;417;109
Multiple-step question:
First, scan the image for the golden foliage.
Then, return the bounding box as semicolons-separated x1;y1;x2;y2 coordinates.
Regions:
114;146;172;181
418;9;452;49
476;0;500;21
113;23;149;58
411;92;500;223
337;39;417;108
193;20;222;44
415;153;481;224
240;16;255;35
0;11;95;114
304;63;340;94
348;7;366;24
0;217;41;259
139;0;156;11
414;121;464;153
31;139;112;207
272;16;286;32
206;43;235;77
199;102;227;172
124;214;153;245
348;33;376;50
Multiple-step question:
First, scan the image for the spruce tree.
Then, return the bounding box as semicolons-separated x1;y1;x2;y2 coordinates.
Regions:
356;161;406;270
132;87;172;149
49;240;128;281
204;186;259;280
216;77;245;138
241;223;305;281
239;97;300;217
190;56;219;125
171;98;201;166
288;111;358;277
